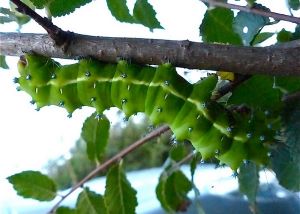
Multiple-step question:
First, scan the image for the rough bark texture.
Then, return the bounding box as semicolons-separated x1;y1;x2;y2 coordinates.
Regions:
1;32;300;76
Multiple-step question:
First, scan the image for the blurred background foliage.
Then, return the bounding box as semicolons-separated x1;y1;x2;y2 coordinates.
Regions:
46;114;173;190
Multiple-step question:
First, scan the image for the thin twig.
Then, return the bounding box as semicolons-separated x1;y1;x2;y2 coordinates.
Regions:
48;125;170;213
200;0;300;24
171;151;196;172
282;91;300;103
212;75;252;100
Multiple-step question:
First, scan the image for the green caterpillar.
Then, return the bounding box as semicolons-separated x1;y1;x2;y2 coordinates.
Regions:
16;54;277;170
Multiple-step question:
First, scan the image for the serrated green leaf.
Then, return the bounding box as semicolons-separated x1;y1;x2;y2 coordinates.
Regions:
81;112;110;162
76;187;107;214
47;0;92;17
271;145;300;191
133;0;163;31
106;0;136;23
190;152;201;181
277;29;293;43
275;76;300;94
234;9;269;45
156;174;173;212
288;0;300;10
7;170;57;201
0;55;9;69
277;25;300;43
228;75;282;110
0;7;13;15
0;7;15;24
238;162;259;203
271;100;300;191
156;170;192;212
200;8;242;45
56;206;77;214
169;144;187;162
28;0;49;9
104;163;137;214
251;32;274;45
0;15;14;24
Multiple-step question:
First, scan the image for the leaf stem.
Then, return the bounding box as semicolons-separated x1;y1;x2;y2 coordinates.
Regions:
200;0;300;24
48;125;170;213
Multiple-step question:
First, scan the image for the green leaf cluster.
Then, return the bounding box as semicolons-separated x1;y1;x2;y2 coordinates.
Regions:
198;3;300;198
8;163;138;213
200;5;275;46
29;0;92;17
287;0;300;10
238;162;259;203
277;25;300;43
106;0;163;31
271;100;300;191
1;0;34;27
200;8;242;45
27;0;162;30
0;55;9;69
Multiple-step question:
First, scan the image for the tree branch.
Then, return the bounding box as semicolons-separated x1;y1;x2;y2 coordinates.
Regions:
200;0;300;24
1;32;300;76
48;125;170;213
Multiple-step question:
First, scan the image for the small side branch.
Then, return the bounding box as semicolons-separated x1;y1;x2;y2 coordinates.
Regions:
212;75;252;100
200;0;300;24
48;125;170;213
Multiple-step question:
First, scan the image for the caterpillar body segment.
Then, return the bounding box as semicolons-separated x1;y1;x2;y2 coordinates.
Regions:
218;140;247;170
18;54;58;87
145;63;192;125
16;54;277;170
78;59;116;113
170;102;212;141
192;126;225;159
111;61;155;117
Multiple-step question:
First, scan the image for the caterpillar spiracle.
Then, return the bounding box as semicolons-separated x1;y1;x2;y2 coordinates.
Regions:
16;54;277;170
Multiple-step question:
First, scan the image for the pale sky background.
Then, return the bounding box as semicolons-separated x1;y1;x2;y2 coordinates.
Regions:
0;0;298;205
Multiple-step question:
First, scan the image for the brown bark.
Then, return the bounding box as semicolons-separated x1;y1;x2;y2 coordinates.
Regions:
1;32;300;76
